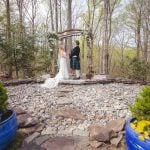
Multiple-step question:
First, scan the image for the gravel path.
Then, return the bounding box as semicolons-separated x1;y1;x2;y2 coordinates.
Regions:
7;83;142;136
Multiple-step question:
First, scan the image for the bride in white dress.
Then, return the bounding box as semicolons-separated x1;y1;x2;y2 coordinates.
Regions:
41;44;69;88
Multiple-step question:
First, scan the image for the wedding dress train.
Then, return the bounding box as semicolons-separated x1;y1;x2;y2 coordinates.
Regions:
41;54;69;88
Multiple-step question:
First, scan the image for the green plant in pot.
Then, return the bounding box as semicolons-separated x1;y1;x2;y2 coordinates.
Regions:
125;86;150;150
0;82;8;121
0;82;18;150
130;86;150;139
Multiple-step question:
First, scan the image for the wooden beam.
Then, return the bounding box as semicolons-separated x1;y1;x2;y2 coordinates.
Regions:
57;28;88;35
59;31;84;36
59;33;82;39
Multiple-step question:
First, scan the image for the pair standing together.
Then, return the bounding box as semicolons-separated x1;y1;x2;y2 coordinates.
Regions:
41;40;81;89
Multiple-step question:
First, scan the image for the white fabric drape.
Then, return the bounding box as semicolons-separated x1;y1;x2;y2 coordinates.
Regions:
41;54;69;88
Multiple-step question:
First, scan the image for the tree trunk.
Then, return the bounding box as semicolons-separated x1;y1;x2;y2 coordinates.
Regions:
87;28;93;74
52;0;59;75
142;0;149;62
81;35;85;74
136;13;141;59
12;32;19;78
31;0;35;50
143;22;148;62
50;0;55;31
59;0;62;31
100;0;109;75
16;0;24;40
6;0;12;78
16;0;24;78
55;0;58;33
67;0;72;54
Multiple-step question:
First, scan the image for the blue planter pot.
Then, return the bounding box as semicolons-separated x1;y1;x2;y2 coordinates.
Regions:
0;110;18;150
126;118;150;150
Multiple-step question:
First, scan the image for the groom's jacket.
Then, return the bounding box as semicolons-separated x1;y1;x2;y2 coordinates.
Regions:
70;46;80;60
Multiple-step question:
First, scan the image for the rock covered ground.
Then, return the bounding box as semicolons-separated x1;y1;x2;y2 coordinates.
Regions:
7;83;143;149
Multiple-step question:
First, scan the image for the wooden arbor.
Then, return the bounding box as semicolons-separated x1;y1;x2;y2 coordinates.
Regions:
57;28;94;78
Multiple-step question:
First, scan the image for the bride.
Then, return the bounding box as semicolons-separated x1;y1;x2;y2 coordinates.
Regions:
41;44;69;88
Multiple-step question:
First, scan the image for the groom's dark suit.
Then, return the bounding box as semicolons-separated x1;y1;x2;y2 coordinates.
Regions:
70;46;80;70
71;46;80;59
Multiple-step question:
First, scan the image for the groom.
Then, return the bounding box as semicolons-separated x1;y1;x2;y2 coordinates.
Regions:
70;40;81;80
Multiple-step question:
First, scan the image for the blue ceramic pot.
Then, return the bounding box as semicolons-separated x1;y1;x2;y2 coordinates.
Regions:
126;118;150;150
0;110;18;150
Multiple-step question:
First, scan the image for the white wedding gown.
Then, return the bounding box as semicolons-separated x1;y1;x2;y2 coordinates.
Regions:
41;53;69;88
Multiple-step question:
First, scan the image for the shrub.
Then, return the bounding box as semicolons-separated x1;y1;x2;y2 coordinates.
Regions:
128;58;150;81
130;86;150;121
0;82;8;113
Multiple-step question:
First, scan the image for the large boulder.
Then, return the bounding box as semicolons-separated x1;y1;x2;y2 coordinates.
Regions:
110;135;123;147
89;125;114;142
55;109;86;120
41;137;76;150
24;132;40;144
14;107;26;115
89;141;103;148
106;118;125;132
17;114;38;128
